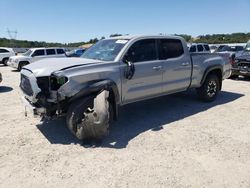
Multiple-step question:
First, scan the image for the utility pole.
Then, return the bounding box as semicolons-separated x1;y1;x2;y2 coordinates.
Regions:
6;28;18;47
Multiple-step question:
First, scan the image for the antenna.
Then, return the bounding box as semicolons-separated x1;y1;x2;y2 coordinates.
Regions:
6;28;18;47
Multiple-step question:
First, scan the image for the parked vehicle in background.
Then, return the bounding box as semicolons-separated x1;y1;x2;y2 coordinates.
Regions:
209;45;218;53
8;48;66;71
246;40;250;50
231;40;250;78
66;48;85;57
189;43;211;53
215;45;244;54
20;35;231;140
214;45;245;77
0;47;15;66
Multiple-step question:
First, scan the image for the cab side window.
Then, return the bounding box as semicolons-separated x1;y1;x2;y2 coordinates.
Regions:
125;39;157;63
46;49;56;55
158;39;184;59
32;50;45;57
0;49;9;53
57;49;65;54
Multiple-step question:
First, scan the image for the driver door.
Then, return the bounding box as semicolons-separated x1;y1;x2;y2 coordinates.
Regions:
121;39;163;104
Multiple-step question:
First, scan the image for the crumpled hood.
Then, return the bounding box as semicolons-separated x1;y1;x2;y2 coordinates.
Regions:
23;57;102;77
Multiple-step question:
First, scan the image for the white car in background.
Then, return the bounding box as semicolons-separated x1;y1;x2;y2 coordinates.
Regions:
8;47;66;71
0;47;16;66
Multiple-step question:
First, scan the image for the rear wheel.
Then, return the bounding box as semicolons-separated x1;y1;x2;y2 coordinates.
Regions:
3;58;9;66
197;74;220;102
66;96;113;140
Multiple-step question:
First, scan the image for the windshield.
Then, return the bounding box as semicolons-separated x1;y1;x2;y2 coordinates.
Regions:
81;39;129;61
22;49;33;56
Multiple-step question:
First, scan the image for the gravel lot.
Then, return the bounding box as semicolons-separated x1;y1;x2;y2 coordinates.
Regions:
0;65;250;188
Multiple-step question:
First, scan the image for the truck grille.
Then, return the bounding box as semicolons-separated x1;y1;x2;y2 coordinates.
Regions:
20;74;33;96
37;77;50;97
238;62;250;68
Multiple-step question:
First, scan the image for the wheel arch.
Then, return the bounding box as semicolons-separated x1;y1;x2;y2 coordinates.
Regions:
201;65;223;90
18;61;30;71
68;79;120;120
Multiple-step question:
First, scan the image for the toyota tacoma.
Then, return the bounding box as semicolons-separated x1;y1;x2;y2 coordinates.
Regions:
20;35;231;140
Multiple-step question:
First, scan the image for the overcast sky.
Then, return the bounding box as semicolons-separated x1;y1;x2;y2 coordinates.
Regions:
0;0;250;43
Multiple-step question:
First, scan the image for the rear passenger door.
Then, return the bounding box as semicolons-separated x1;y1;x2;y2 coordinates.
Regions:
158;39;192;93
45;49;57;58
121;39;163;103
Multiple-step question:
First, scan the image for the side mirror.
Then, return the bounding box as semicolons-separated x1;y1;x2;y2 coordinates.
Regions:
124;60;135;80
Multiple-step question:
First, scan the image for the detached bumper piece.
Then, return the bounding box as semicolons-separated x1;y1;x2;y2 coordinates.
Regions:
22;97;46;117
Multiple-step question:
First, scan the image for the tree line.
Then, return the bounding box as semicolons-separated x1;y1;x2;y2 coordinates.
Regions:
0;33;249;48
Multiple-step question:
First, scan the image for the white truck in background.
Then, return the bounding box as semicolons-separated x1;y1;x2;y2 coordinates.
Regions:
8;47;66;71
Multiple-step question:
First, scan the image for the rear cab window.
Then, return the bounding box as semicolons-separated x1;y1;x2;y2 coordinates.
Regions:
204;45;210;51
158;39;184;59
189;45;196;52
197;45;204;52
46;49;56;55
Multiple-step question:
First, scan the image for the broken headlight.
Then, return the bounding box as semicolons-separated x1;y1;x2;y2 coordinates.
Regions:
50;76;68;90
56;76;67;85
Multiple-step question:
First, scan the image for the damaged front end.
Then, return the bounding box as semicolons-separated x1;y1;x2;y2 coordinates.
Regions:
20;69;69;118
20;68;115;139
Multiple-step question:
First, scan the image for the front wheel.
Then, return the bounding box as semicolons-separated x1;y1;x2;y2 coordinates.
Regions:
196;74;220;102
66;96;113;140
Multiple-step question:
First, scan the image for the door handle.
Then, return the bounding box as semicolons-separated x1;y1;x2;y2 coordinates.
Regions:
181;62;190;66
152;66;162;71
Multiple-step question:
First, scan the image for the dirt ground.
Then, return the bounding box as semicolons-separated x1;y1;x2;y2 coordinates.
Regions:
0;65;250;188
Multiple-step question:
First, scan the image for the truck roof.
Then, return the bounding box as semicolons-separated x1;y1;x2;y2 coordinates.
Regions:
107;35;184;41
28;47;65;51
190;43;209;45
0;47;14;50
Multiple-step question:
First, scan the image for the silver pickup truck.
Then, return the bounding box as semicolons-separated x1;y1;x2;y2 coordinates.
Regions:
20;35;231;140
